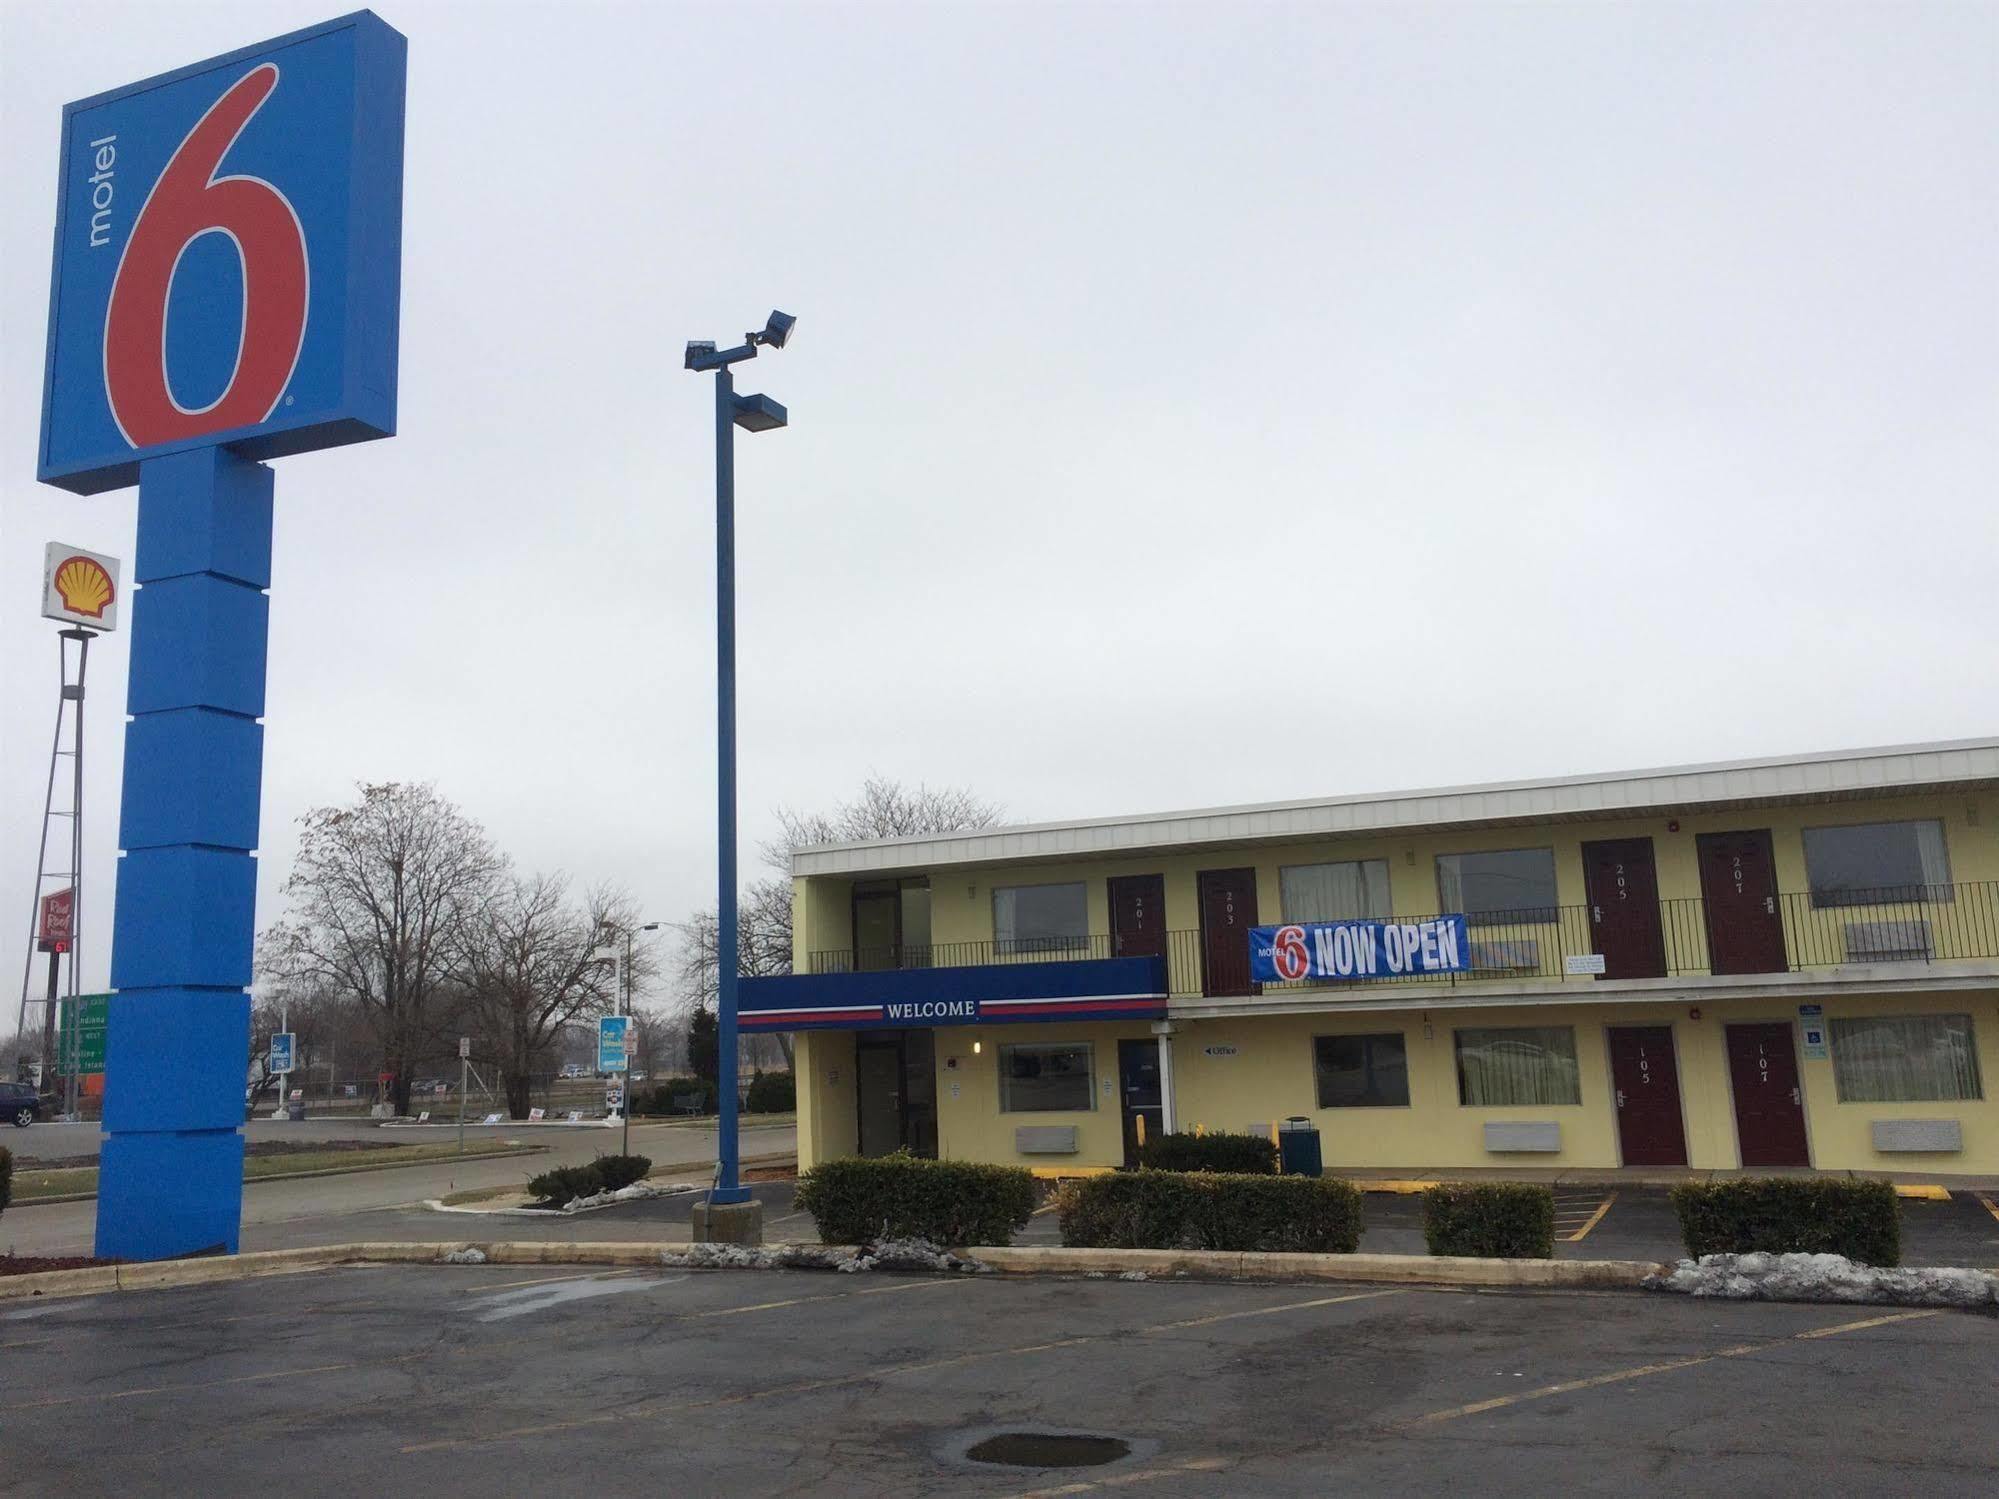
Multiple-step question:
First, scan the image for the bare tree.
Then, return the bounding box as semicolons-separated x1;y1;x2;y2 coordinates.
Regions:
676;777;1003;1068
264;783;504;1116
459;875;651;1118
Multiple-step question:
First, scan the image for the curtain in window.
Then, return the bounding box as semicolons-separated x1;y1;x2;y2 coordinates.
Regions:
1436;856;1465;916
1455;1027;1581;1105
1914;821;1951;890
1281;860;1390;923
1830;1014;1982;1102
993;887;1020;950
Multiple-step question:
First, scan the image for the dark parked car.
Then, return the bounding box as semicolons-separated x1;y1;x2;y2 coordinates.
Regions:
3;1080;43;1127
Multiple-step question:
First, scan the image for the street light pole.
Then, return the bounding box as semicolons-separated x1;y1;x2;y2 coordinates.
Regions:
686;312;793;1223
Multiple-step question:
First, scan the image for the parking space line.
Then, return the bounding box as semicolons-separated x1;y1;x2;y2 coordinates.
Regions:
684;1279;960;1320
1008;1455;1232;1497
1975;1192;1999;1225
1401;1309;1939;1429
16;1351;432;1412
401;1287;1408;1455
1563;1192;1617;1243
464;1271;633;1294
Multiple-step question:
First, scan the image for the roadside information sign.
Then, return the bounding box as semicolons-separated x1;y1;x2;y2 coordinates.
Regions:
269;1031;295;1074
597;1015;630;1073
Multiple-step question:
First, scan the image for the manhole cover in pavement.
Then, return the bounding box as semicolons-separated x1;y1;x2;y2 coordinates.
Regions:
965;1432;1131;1468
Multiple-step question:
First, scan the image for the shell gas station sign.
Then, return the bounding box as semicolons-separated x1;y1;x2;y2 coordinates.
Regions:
42;542;122;630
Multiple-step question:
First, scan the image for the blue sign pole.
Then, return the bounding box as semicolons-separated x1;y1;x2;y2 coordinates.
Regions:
711;364;751;1207
686;314;791;1215
37;14;406;1260
98;448;272;1258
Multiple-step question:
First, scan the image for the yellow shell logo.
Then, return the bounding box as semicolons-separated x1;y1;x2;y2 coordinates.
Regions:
54;556;115;619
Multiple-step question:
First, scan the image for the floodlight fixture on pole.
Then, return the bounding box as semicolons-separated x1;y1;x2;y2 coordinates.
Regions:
685;309;793;1214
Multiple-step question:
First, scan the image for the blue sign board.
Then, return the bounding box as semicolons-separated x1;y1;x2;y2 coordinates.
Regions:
40;11;406;494
597;1015;631;1073
1249;916;1471;983
269;1031;295;1073
740;955;1169;1033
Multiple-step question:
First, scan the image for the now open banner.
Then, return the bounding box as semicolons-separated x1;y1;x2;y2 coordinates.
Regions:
1249;916;1471;982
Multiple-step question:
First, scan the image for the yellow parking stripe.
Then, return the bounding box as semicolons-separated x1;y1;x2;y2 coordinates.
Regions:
1562;1193;1617;1243
1972;1191;1998;1224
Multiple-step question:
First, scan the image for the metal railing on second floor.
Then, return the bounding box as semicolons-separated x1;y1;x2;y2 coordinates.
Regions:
807;880;1999;999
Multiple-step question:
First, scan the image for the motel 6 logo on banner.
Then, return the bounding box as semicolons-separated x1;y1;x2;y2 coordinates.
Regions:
38;12;406;495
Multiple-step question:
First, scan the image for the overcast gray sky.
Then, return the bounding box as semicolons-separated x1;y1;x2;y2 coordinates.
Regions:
3;0;1994;1008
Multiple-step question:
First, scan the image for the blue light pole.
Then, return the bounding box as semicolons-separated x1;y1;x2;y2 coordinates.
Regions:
686;311;793;1221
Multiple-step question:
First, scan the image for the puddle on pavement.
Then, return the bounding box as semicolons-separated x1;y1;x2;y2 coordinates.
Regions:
966;1432;1132;1469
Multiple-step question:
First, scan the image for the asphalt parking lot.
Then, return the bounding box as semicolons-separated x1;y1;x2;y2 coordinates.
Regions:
5;1264;1994;1496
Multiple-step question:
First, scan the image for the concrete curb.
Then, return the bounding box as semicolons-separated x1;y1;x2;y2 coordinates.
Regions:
966;1245;1667;1288
422;1183;704;1217
0;1238;1665;1303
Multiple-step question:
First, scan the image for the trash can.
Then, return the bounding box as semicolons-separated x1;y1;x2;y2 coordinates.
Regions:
1277;1116;1322;1177
286;1102;306;1122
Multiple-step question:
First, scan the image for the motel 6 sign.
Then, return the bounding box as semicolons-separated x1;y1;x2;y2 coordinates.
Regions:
39;11;407;495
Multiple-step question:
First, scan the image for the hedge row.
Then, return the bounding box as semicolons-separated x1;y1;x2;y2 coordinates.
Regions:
1137;1131;1277;1175
527;1153;652;1207
1670;1179;1900;1266
1421;1183;1556;1258
633;1071;796;1117
1059;1171;1363;1253
795;1153;1035;1247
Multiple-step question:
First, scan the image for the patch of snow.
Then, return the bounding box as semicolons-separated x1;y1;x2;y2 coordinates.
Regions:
557;1181;679;1215
442;1248;488;1265
1645;1252;1998;1309
1117;1269;1149;1282
657;1237;990;1276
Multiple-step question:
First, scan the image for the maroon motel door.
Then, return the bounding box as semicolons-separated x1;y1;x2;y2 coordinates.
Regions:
1582;838;1668;979
1607;1025;1689;1166
1725;1022;1811;1167
1196;868;1258;997
1108;874;1169;961
1697;830;1789;975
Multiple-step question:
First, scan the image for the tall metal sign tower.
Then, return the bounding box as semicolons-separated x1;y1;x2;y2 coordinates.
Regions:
13;545;120;1110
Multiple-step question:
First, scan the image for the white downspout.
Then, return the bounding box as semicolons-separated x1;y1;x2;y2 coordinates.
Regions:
1151;1020;1178;1135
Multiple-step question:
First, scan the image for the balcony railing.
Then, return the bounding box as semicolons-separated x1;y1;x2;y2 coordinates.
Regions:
808;881;1999;999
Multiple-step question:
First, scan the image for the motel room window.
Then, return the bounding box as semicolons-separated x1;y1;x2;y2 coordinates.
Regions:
1454;1026;1581;1106
1313;1033;1409;1107
993;882;1090;956
1802;820;1952;907
1829;1014;1982;1103
998;1042;1095;1112
1435;849;1559;927
1281;860;1392;924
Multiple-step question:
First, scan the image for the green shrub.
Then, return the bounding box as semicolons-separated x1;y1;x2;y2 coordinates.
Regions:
1669;1178;1900;1266
794;1153;1035;1247
594;1154;652;1192
745;1069;796;1113
1137;1131;1278;1175
527;1154;655;1204
1422;1183;1556;1259
0;1146;11;1217
1059;1171;1363;1253
526;1162;603;1206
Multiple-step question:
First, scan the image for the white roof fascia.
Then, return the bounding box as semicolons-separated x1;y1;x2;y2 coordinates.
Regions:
791;737;1999;879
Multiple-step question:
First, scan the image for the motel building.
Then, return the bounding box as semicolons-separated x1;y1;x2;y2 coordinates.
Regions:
742;739;1999;1180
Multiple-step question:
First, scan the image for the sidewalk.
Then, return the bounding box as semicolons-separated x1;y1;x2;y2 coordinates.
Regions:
1333;1165;1999;1191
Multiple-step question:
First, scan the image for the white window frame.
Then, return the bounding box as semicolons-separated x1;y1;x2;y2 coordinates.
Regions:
992;882;1090;956
1280;859;1392;924
1453;1025;1582;1106
997;1041;1096;1113
1829;1013;1982;1103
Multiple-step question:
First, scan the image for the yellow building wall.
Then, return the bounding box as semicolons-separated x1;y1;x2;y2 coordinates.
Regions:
799;990;1999;1175
840;791;1993;961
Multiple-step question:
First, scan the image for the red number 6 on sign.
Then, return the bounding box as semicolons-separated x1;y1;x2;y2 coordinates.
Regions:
103;63;308;447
